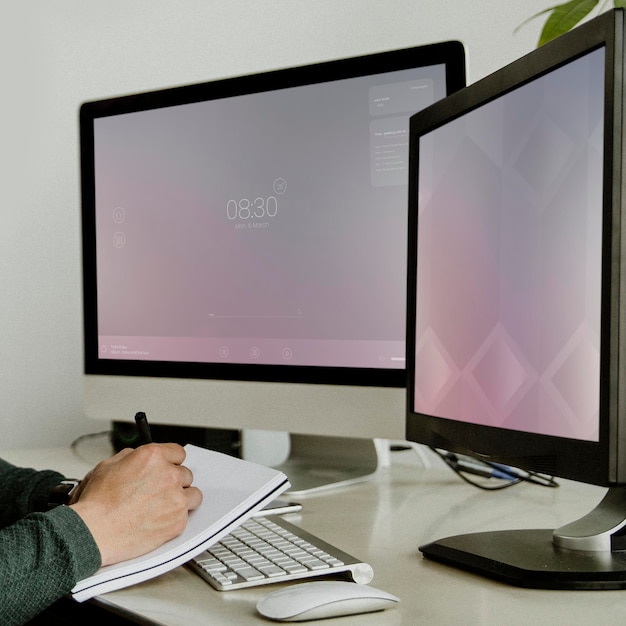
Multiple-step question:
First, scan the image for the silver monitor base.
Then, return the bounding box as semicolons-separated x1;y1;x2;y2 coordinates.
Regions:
241;430;384;496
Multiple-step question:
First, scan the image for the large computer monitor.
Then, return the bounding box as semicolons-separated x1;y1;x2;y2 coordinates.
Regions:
407;9;626;588
80;41;466;494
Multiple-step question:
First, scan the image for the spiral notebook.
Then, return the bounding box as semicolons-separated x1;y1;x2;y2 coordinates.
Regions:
70;444;290;602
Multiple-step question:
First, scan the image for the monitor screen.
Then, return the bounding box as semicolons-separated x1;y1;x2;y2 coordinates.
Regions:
413;48;604;443
407;10;626;589
81;41;466;491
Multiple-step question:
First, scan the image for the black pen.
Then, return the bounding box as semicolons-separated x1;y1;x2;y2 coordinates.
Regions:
134;411;153;445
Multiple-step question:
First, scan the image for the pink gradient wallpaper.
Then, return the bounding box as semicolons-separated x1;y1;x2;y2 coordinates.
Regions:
413;48;605;441
93;66;447;369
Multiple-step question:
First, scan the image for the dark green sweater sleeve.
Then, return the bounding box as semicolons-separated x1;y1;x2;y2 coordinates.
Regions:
0;459;102;625
0;458;65;525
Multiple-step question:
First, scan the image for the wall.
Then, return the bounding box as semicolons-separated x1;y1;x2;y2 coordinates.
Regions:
0;0;550;449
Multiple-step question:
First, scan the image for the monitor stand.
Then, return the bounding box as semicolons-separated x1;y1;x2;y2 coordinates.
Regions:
420;486;626;590
241;430;386;496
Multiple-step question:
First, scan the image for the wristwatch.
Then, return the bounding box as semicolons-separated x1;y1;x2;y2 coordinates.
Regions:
48;479;81;508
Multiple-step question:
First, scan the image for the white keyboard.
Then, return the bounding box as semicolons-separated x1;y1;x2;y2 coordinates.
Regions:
187;516;374;591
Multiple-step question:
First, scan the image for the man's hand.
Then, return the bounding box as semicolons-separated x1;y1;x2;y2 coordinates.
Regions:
70;443;203;567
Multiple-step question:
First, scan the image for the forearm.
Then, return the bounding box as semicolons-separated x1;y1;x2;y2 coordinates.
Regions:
0;506;101;626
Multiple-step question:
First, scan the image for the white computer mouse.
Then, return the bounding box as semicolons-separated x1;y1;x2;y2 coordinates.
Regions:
256;580;400;622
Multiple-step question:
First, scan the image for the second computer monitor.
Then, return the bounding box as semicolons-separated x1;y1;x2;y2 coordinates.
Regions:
80;41;466;491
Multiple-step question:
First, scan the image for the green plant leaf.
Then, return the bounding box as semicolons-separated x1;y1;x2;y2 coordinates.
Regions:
538;0;599;46
514;6;562;34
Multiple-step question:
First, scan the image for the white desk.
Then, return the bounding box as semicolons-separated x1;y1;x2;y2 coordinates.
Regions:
4;439;626;625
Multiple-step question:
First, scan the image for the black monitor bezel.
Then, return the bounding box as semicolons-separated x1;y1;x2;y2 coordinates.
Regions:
80;41;466;388
406;10;625;486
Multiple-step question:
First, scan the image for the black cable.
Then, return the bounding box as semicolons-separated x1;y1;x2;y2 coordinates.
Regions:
69;430;111;451
431;448;558;491
69;430;112;463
